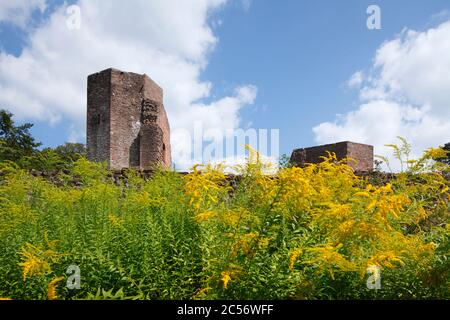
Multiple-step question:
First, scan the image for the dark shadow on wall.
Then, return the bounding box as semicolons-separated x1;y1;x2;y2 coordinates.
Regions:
129;135;140;167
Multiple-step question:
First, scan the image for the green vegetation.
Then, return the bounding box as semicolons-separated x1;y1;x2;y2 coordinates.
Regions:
0;110;448;300
0;109;86;171
0;146;448;300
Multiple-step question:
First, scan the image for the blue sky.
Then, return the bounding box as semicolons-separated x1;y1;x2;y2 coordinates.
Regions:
1;0;450;169
203;0;450;156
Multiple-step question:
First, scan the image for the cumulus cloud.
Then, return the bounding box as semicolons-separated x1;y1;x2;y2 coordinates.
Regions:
347;71;364;89
0;0;258;170
174;85;257;131
0;0;46;28
313;21;450;170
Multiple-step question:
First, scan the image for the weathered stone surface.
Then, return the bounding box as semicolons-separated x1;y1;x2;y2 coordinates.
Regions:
87;68;171;169
290;141;374;172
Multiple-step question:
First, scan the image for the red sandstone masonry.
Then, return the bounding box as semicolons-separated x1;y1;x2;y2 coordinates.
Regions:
87;68;171;170
290;141;374;172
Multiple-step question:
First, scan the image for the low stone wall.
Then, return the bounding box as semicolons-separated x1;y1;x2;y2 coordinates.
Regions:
290;141;374;172
0;168;445;189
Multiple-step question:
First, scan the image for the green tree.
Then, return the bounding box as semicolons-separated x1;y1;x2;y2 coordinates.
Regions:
0;109;41;162
278;153;292;169
52;142;86;162
437;142;450;165
29;142;87;171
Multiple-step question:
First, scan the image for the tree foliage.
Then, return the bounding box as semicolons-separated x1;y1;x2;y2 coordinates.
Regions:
436;142;450;165
0;109;86;170
0;109;41;162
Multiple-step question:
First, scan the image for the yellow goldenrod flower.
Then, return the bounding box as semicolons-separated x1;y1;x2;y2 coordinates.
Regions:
108;214;124;227
220;266;243;289
289;248;303;271
367;251;405;269
219;208;250;227
303;243;357;278
19;243;55;281
184;163;228;213
220;264;242;289
366;200;377;211
357;222;381;238
231;233;258;257
354;191;371;197
195;211;216;223
338;220;355;234
47;276;65;300
423;242;436;251
424;147;448;160
377;183;393;194
221;271;231;289
258;237;272;249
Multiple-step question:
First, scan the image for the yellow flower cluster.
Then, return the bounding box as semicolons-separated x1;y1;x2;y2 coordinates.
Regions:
289;248;303;271
19;241;59;281
366;251;405;269
220;265;243;290
424;147;448;160
303;243;357;279
184;164;229;212
183;146;447;293
108;213;124;228
128;191;166;209
366;188;412;222
47;276;65;300
231;232;258;257
195;210;217;223
0;141;445;299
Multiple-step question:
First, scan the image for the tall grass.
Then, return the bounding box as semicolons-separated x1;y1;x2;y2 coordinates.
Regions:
0;144;449;299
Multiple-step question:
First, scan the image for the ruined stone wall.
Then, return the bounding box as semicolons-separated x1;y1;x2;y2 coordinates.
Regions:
110;69;143;169
290;141;374;172
347;142;374;172
140;76;171;167
86;69;111;163
87;68;171;170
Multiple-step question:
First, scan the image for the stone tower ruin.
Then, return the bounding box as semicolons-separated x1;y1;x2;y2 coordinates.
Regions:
86;68;171;170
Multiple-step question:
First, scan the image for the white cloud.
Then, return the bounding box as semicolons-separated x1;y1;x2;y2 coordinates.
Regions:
431;9;450;22
313;21;450;170
0;0;46;28
347;71;364;88
0;0;258;170
174;85;257;132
